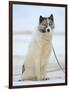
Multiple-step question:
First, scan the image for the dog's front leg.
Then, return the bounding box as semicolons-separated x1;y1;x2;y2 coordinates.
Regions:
34;59;41;80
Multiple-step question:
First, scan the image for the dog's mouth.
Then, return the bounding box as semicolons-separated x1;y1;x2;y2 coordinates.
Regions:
39;28;50;33
40;29;46;33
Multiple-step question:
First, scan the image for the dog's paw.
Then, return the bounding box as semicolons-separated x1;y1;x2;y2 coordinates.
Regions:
42;77;49;80
45;77;49;80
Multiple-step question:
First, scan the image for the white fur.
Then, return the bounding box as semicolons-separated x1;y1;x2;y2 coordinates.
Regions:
22;29;52;80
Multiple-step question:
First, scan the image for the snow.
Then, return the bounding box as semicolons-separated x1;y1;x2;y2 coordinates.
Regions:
13;55;65;86
13;70;65;86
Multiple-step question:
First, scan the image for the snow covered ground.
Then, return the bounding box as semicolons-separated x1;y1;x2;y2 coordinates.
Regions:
13;70;65;86
13;54;65;86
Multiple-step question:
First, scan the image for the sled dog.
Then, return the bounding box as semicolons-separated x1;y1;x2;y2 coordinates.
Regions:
22;14;55;80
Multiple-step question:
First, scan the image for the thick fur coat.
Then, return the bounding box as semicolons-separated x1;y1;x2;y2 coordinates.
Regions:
22;14;54;80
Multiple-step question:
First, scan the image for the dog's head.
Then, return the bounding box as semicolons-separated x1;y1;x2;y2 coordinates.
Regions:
38;14;55;33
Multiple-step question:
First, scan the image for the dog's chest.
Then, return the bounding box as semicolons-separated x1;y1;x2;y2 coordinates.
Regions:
31;36;51;59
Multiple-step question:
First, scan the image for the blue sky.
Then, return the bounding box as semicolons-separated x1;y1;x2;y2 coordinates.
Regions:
13;4;65;33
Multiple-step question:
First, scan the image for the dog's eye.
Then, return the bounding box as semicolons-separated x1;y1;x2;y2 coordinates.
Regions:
49;22;52;26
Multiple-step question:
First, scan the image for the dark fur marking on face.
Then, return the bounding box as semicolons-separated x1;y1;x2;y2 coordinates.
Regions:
39;14;54;33
39;16;47;24
39;16;43;23
49;14;54;22
39;14;54;24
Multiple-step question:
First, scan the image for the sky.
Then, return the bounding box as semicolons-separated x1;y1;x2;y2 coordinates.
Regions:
13;4;65;33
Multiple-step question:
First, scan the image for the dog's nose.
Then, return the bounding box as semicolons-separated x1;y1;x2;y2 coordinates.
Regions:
47;29;50;32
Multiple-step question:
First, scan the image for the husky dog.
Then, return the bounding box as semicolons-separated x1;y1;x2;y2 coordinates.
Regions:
22;14;55;80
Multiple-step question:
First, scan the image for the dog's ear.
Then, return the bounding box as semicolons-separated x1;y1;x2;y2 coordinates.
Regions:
39;16;43;23
49;14;54;21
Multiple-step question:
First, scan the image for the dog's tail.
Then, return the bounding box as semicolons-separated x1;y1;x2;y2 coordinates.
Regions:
22;64;25;74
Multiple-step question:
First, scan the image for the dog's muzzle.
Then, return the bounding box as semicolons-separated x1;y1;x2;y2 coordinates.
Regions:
40;28;50;33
